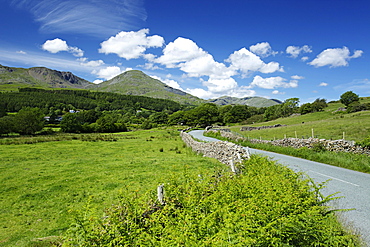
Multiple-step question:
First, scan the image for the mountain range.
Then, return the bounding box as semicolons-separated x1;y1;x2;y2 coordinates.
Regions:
0;64;281;107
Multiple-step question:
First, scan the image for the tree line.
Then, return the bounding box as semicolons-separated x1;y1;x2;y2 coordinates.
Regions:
0;89;366;135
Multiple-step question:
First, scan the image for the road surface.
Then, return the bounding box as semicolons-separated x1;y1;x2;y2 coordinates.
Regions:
189;130;370;246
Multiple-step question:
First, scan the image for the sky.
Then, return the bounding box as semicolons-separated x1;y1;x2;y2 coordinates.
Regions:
1;0;370;103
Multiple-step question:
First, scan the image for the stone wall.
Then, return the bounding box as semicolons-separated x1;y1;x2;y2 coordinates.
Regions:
180;131;250;165
240;124;286;131
207;129;370;156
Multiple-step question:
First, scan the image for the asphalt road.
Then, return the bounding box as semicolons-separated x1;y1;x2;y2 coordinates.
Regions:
189;130;370;246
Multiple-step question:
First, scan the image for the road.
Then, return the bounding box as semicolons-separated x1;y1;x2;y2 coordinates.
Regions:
189;130;370;246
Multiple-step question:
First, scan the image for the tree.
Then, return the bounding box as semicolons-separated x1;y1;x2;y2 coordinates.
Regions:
340;91;359;107
60;113;83;133
0;116;15;135
13;107;45;135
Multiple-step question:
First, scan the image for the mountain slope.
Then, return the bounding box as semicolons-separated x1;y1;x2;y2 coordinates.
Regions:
0;64;92;90
208;96;282;107
88;70;205;105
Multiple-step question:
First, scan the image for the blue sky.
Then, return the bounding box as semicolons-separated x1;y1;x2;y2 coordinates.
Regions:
1;0;369;103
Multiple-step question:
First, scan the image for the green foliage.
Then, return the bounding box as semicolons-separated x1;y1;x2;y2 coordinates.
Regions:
357;136;370;148
64;156;359;246
300;99;328;115
340;91;359;107
13;107;45;135
0;88;182;113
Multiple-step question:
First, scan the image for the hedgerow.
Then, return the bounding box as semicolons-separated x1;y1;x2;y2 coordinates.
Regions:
63;155;360;246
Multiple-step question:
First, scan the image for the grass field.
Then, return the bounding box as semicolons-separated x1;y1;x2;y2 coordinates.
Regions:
232;98;370;143
0;129;223;246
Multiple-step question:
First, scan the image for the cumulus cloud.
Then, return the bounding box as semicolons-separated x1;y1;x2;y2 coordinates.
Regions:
99;29;164;60
286;45;312;58
156;37;208;67
250;75;299;89
319;82;328;87
92;66;130;80
156;37;235;79
11;0;147;37
42;38;84;57
309;47;363;68
226;48;283;76
249;42;278;57
16;50;27;54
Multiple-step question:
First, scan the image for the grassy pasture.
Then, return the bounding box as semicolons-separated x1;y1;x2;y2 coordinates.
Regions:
0;130;222;246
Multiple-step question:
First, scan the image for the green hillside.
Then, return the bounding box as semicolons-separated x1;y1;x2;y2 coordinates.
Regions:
0;64;92;90
231;97;370;143
89;70;204;105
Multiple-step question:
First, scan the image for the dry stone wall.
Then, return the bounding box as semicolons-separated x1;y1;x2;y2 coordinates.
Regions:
240;124;286;131
180;131;250;165
207;129;370;156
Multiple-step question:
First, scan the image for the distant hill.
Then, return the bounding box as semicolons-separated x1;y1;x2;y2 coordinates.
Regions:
0;64;92;90
208;96;282;108
88;70;205;105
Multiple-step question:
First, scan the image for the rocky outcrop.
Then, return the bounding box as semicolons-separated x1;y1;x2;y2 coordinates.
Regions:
180;131;250;165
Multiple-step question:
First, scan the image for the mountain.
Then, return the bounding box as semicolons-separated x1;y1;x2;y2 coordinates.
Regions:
88;70;205;105
208;96;282;107
0;64;92;90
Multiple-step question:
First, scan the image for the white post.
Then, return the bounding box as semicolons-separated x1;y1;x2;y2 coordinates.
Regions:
295;131;297;138
311;128;314;138
157;184;165;205
230;160;238;174
343;132;345;140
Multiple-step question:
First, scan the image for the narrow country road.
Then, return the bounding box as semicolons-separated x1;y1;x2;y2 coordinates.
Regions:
189;130;370;246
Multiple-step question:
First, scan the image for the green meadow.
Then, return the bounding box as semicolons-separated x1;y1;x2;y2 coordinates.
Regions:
0;130;222;246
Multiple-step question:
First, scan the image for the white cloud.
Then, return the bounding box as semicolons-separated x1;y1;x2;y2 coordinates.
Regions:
42;38;69;53
226;48;283;76
286;45;312;58
309;47;363;68
93;66;127;80
250;75;299;89
16;50;27;54
272;90;285;95
42;38;84;57
156;37;235;79
156;37;208;67
249;42;278;57
99;29;164;60
291;75;304;80
78;58;104;67
11;0;147;37
319;82;328;87
301;56;309;62
93;79;104;84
